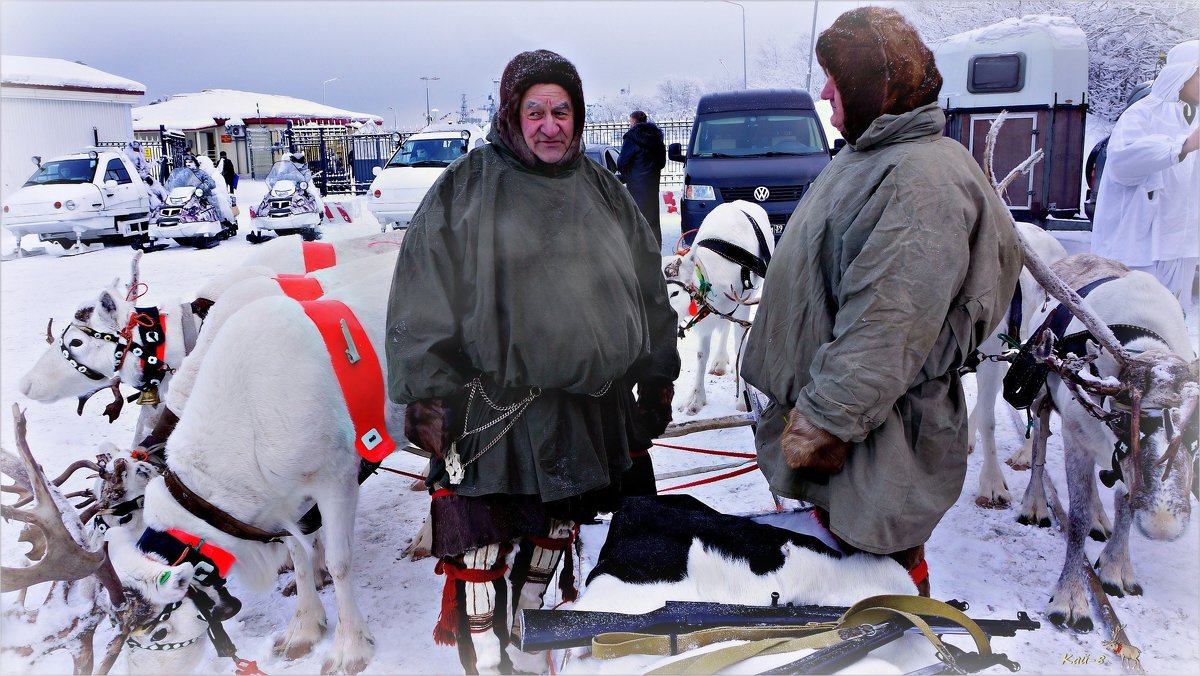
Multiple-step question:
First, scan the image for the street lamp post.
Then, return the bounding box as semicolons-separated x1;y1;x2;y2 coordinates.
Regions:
387;106;398;129
721;0;747;88
806;0;820;92
322;76;340;105
420;76;440;124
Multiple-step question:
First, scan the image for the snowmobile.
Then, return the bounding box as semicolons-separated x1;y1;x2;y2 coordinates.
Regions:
247;154;324;243
149;161;237;249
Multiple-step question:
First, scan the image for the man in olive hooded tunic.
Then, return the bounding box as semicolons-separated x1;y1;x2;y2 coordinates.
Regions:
386;49;679;672
741;8;1022;593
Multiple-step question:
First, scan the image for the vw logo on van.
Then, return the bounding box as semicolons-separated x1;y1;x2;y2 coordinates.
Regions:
753;186;770;202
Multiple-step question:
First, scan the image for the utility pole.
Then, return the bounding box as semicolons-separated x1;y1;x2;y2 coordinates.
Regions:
721;0;747;88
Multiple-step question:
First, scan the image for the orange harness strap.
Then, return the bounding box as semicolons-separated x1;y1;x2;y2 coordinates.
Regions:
301;241;336;273
274;274;324;301
298;300;395;462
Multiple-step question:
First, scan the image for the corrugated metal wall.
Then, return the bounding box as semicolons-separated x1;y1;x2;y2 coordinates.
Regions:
0;96;135;200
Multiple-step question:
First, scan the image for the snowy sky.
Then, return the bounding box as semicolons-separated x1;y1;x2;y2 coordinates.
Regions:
0;0;876;128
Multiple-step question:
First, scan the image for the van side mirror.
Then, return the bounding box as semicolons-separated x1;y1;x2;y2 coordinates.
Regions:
104;179;119;189
372;166;382;176
668;142;685;163
831;139;846;157
31;155;42;168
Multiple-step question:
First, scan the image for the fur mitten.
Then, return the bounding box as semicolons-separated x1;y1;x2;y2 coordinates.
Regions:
404;398;453;459
781;408;850;474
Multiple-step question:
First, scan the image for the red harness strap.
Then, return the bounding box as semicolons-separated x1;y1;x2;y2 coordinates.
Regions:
433;556;510;645
908;558;929;586
301;241;336;273
166;528;237;578
274;274;324;301
298;300;395;462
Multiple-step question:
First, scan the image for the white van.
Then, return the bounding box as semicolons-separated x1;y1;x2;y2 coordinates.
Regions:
367;122;487;231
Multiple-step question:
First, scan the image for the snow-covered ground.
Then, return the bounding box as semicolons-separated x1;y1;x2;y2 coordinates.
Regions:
1;185;1197;674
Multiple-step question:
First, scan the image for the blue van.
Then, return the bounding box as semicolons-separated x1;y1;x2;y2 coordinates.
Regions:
669;89;832;243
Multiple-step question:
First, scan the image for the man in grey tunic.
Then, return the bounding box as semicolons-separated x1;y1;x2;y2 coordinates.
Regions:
741;7;1022;596
386;49;679;672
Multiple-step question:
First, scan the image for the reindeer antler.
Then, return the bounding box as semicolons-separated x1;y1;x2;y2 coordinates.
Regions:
45;318;55;345
984;111;1131;372
0;404;122;607
126;250;143;299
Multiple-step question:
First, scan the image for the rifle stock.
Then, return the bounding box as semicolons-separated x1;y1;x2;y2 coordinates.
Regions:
518;600;1039;652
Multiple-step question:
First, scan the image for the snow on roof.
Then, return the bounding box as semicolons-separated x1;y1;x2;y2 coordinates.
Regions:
132;88;382;131
0;55;145;93
938;14;1087;50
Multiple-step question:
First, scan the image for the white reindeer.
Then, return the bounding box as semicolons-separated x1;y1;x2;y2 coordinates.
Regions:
17;254;199;445
967;221;1067;507
1015;254;1196;632
191;230;405;312
111;269;404;673
665;200;774;415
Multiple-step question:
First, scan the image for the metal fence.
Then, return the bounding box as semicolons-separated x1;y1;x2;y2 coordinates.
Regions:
582;119;692;186
277;124;410;195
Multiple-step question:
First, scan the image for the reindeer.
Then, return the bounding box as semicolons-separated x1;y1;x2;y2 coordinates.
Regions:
1014;255;1196;631
976;113;1198;633
17;252;200;446
102;268;408;674
664;200;774;415
1101;624;1144;671
189;230;405;319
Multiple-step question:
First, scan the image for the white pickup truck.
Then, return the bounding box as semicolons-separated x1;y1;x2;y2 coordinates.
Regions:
2;148;152;253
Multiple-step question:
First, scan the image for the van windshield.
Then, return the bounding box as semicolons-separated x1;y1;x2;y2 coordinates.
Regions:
24;159;98;186
689;113;826;158
387;137;467;168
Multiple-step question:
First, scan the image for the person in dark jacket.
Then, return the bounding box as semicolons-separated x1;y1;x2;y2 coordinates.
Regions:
740;7;1022;597
386;49;680;673
215;150;237;192
617;110;667;233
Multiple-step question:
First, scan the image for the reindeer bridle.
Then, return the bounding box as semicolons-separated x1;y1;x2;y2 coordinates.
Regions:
123;601;203;652
51;308;171;397
56;323;128;382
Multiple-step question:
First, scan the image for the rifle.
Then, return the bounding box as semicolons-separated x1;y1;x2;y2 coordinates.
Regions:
518;599;1040;652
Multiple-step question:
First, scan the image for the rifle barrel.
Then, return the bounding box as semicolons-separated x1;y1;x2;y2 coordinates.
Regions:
519;602;1039;652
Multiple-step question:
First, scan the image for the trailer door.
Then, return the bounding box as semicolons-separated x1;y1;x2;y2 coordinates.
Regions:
966;112;1037;209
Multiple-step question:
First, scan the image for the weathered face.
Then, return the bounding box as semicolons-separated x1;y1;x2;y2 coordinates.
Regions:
18;286;127;402
820;74;845;137
520;83;575;164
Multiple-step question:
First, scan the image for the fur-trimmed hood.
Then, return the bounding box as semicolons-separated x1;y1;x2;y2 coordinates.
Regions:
815;6;942;145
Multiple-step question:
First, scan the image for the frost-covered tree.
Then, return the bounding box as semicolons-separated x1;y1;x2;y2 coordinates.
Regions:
748;35;827;95
900;0;1199;121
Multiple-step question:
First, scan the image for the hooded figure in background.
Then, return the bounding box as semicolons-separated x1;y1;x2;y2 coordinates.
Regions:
195;155;236;228
385;49;679;673
617;110;667;233
740;7;1021;596
1092;39;1199;316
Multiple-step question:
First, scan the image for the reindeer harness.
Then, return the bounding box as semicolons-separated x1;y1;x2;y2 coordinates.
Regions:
674;209;772;338
58;304;199;404
1001;276;1191;490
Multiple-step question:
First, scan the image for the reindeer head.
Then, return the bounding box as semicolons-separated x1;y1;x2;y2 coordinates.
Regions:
1106;346;1197;542
662;254;695;324
17;278;133;403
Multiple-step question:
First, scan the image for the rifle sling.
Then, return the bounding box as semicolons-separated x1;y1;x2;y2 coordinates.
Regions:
595;595;993;675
